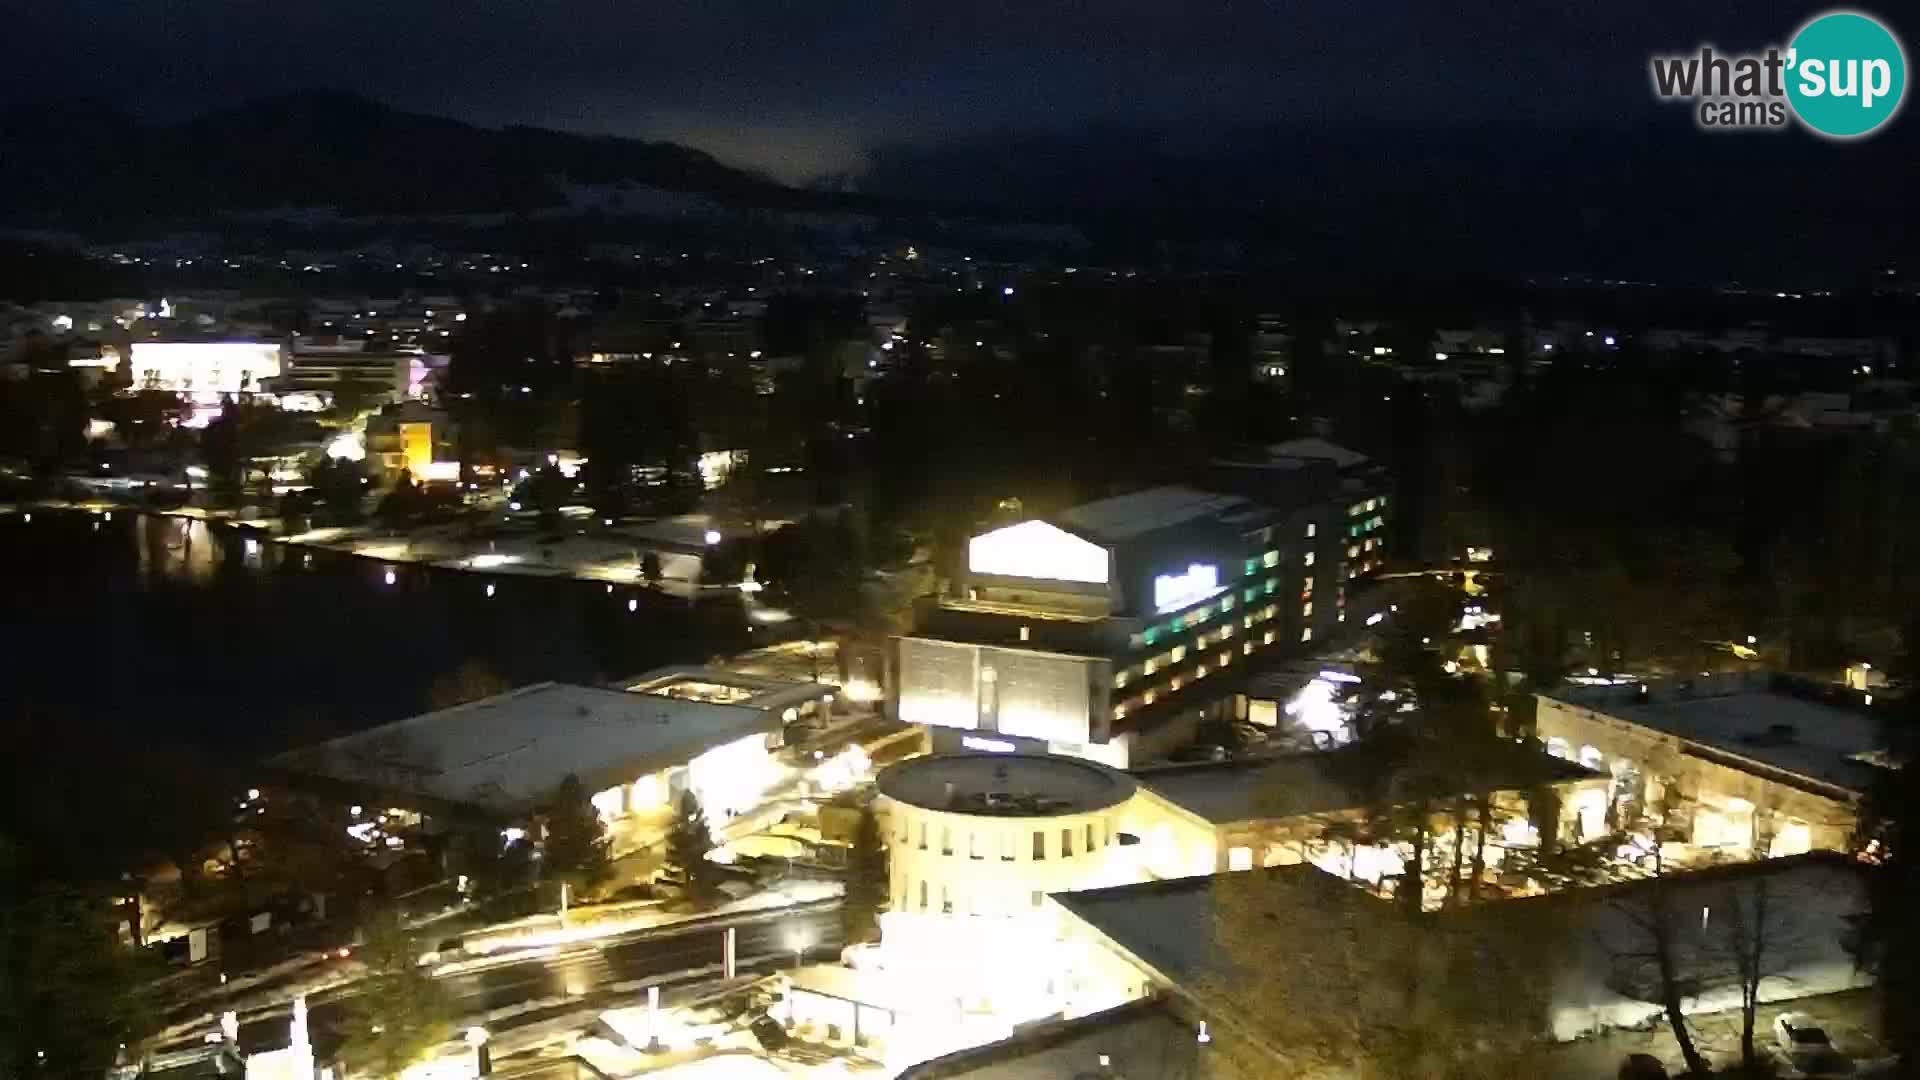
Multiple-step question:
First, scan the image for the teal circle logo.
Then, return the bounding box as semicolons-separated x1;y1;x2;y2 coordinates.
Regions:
1786;11;1907;138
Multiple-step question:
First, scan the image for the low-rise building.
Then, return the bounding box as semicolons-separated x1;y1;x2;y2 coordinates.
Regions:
1535;673;1894;860
1048;851;1870;1066
1122;742;1603;886
270;670;835;853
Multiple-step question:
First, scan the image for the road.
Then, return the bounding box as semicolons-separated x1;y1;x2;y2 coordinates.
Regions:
164;902;843;1060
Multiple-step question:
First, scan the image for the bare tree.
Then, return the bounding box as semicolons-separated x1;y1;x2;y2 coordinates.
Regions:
1606;877;1713;1077
1721;877;1770;1072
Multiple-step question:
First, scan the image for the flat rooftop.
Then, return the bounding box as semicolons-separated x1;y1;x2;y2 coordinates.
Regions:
1264;437;1373;470
1546;674;1890;796
897;999;1196;1080
1052;863;1395;986
1134;742;1598;826
271;681;779;815
1057;485;1259;543
877;752;1137;816
621;664;835;713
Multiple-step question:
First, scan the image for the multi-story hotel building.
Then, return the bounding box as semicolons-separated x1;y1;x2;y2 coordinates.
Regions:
888;449;1391;767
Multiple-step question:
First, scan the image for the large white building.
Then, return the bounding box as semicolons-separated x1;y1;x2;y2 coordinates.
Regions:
789;753;1145;1069
270;669;836;854
128;341;282;395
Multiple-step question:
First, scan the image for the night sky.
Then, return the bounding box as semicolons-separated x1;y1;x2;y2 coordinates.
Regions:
5;0;1900;183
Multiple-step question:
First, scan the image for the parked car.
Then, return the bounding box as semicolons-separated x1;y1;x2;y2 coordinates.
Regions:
1773;1012;1854;1075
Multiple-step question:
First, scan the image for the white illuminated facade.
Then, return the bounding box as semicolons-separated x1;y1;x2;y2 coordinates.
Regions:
860;753;1144;1051
130;342;283;395
967;520;1110;585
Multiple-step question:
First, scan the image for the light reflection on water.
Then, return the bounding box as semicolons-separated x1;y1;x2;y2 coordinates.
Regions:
2;509;747;753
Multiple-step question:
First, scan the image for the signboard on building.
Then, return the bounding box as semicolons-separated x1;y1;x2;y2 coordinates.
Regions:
1153;563;1222;613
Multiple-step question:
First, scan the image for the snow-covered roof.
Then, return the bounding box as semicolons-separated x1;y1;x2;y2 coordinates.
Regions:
1058;486;1258;543
1264;438;1372;470
271;681;780;815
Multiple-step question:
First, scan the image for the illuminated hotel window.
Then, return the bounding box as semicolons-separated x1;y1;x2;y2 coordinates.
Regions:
1169;676;1184;691
1218;651;1231;666
1019;625;1031;641
1264;579;1277;595
1367;498;1378;512
1243;614;1255;629
1306;523;1317;538
1243;586;1258;603
1301;627;1313;642
1243;641;1254;655
1143;690;1157;705
1339;611;1347;622
1302;576;1314;595
1262;549;1280;568
1221;594;1236;611
1304;552;1316;567
1171;645;1187;663
1350;503;1365;516
1219;622;1234;637
1303;602;1314;619
1143;657;1160;676
1347;545;1360;559
1033;832;1046;859
1193;667;1207;680
1113;705;1127;720
1142;627;1159;646
1264;630;1276;644
1114;670;1130;689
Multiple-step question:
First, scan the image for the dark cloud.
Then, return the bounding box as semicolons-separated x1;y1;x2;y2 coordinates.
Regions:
5;0;1894;181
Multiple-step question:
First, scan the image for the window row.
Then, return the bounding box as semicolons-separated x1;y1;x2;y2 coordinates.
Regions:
895;818;1116;861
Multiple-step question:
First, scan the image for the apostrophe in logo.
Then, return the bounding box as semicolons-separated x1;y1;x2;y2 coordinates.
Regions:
1649;9;1906;137
1786;11;1907;138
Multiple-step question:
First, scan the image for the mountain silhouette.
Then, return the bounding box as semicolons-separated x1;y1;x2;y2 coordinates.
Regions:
0;90;799;223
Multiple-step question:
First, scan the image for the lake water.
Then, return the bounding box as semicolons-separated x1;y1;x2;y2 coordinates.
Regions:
0;510;753;756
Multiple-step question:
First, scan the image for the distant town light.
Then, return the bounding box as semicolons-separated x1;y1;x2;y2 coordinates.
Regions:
1002;286;1015;296
704;530;722;545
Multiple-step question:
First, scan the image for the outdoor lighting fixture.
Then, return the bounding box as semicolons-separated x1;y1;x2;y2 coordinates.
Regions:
384;569;396;585
628;598;638;612
485;583;496;598
704;530;722;545
1002;286;1014;296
